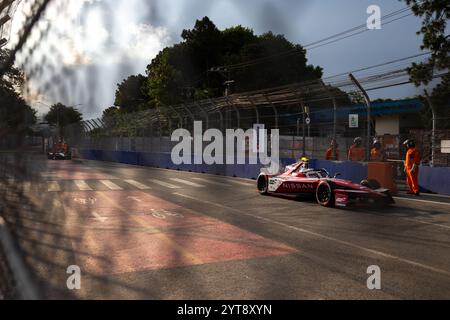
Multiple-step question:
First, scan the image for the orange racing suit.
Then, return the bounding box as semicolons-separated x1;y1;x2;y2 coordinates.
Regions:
405;147;421;194
348;145;365;161
370;148;385;162
325;147;339;160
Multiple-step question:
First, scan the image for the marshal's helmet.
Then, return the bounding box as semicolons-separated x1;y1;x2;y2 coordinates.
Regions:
330;139;339;147
373;140;381;149
354;137;362;146
403;139;416;149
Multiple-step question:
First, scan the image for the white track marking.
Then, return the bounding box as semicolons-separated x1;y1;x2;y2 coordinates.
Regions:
394;196;450;207
92;211;107;222
74;180;93;191
6;173;15;184
99;180;123;190
400;218;450;230
149;179;180;189
124;179;151;190
47;181;61;192
227;179;253;186
170;178;205;187
22;182;31;193
191;177;231;187
173;192;450;278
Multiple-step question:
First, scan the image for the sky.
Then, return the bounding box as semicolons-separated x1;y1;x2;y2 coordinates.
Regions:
6;0;434;119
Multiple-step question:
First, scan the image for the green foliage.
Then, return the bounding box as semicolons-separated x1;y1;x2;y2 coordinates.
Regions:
132;17;323;110
348;91;366;105
114;74;149;112
403;0;450;125
44;103;83;136
0;49;37;137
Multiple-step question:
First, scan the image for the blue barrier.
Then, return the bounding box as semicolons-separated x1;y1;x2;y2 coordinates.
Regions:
419;166;450;196
79;150;450;195
311;160;368;184
79;150;368;182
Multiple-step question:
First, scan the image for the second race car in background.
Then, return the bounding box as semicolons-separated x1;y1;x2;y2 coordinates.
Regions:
257;160;395;208
47;141;72;160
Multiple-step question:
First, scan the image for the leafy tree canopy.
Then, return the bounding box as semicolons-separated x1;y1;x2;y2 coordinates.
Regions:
126;17;325;110
403;0;450;121
0;49;36;137
44;103;83;134
114;74;149;113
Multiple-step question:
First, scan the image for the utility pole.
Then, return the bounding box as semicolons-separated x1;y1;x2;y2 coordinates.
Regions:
424;90;436;167
300;102;306;157
321;80;338;160
349;73;371;161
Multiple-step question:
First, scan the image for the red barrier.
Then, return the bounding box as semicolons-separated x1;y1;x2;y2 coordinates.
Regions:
368;162;397;194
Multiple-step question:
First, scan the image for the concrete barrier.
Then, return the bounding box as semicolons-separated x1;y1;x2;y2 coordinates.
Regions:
419;166;450;196
78;149;450;195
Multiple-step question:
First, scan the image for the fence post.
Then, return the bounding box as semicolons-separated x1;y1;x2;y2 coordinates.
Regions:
424;90;436;167
225;96;240;129
264;94;278;129
349;73;372;161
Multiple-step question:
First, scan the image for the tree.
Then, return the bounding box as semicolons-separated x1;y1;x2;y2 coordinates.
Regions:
0;49;24;90
114;74;149;113
102;106;120;120
0;49;37;142
231;31;322;93
348;91;367;105
403;0;450;127
143;17;324;108
44;103;83;138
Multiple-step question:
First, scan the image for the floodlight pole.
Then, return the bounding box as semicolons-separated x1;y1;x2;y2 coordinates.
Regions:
320;80;338;159
424;90;436;167
349;73;371;161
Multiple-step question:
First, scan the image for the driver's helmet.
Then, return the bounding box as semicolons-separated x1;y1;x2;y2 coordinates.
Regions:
299;157;309;172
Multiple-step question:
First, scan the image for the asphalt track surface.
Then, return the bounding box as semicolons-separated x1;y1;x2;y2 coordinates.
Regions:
1;151;450;299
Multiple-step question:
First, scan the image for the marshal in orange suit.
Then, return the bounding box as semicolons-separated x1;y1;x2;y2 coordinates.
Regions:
403;139;421;196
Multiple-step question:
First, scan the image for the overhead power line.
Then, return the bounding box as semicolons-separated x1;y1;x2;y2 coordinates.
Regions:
212;5;417;71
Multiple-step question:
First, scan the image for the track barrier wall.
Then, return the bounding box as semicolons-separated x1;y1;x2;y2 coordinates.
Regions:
78;149;450;195
418;166;450;196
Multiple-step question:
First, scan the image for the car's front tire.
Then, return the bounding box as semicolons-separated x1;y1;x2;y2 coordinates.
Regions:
257;174;269;195
316;180;335;207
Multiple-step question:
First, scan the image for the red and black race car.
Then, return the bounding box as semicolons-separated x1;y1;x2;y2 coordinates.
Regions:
47;142;72;160
257;161;395;208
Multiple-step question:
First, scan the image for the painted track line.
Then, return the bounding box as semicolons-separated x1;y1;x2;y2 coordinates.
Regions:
191;177;231;187
99;180;123;191
399;218;450;230
394;196;450;207
227;179;254;186
74;180;93;191
170;178;205;187
150;179;181;189
124;179;151;190
92;211;108;222
173;192;450;278
47;181;61;192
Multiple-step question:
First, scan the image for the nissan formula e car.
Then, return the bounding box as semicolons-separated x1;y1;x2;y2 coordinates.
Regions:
257;161;395;208
47;151;72;160
48;142;71;160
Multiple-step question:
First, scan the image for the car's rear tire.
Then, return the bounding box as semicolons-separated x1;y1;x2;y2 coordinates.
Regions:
257;174;269;195
316;180;334;207
361;179;381;190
